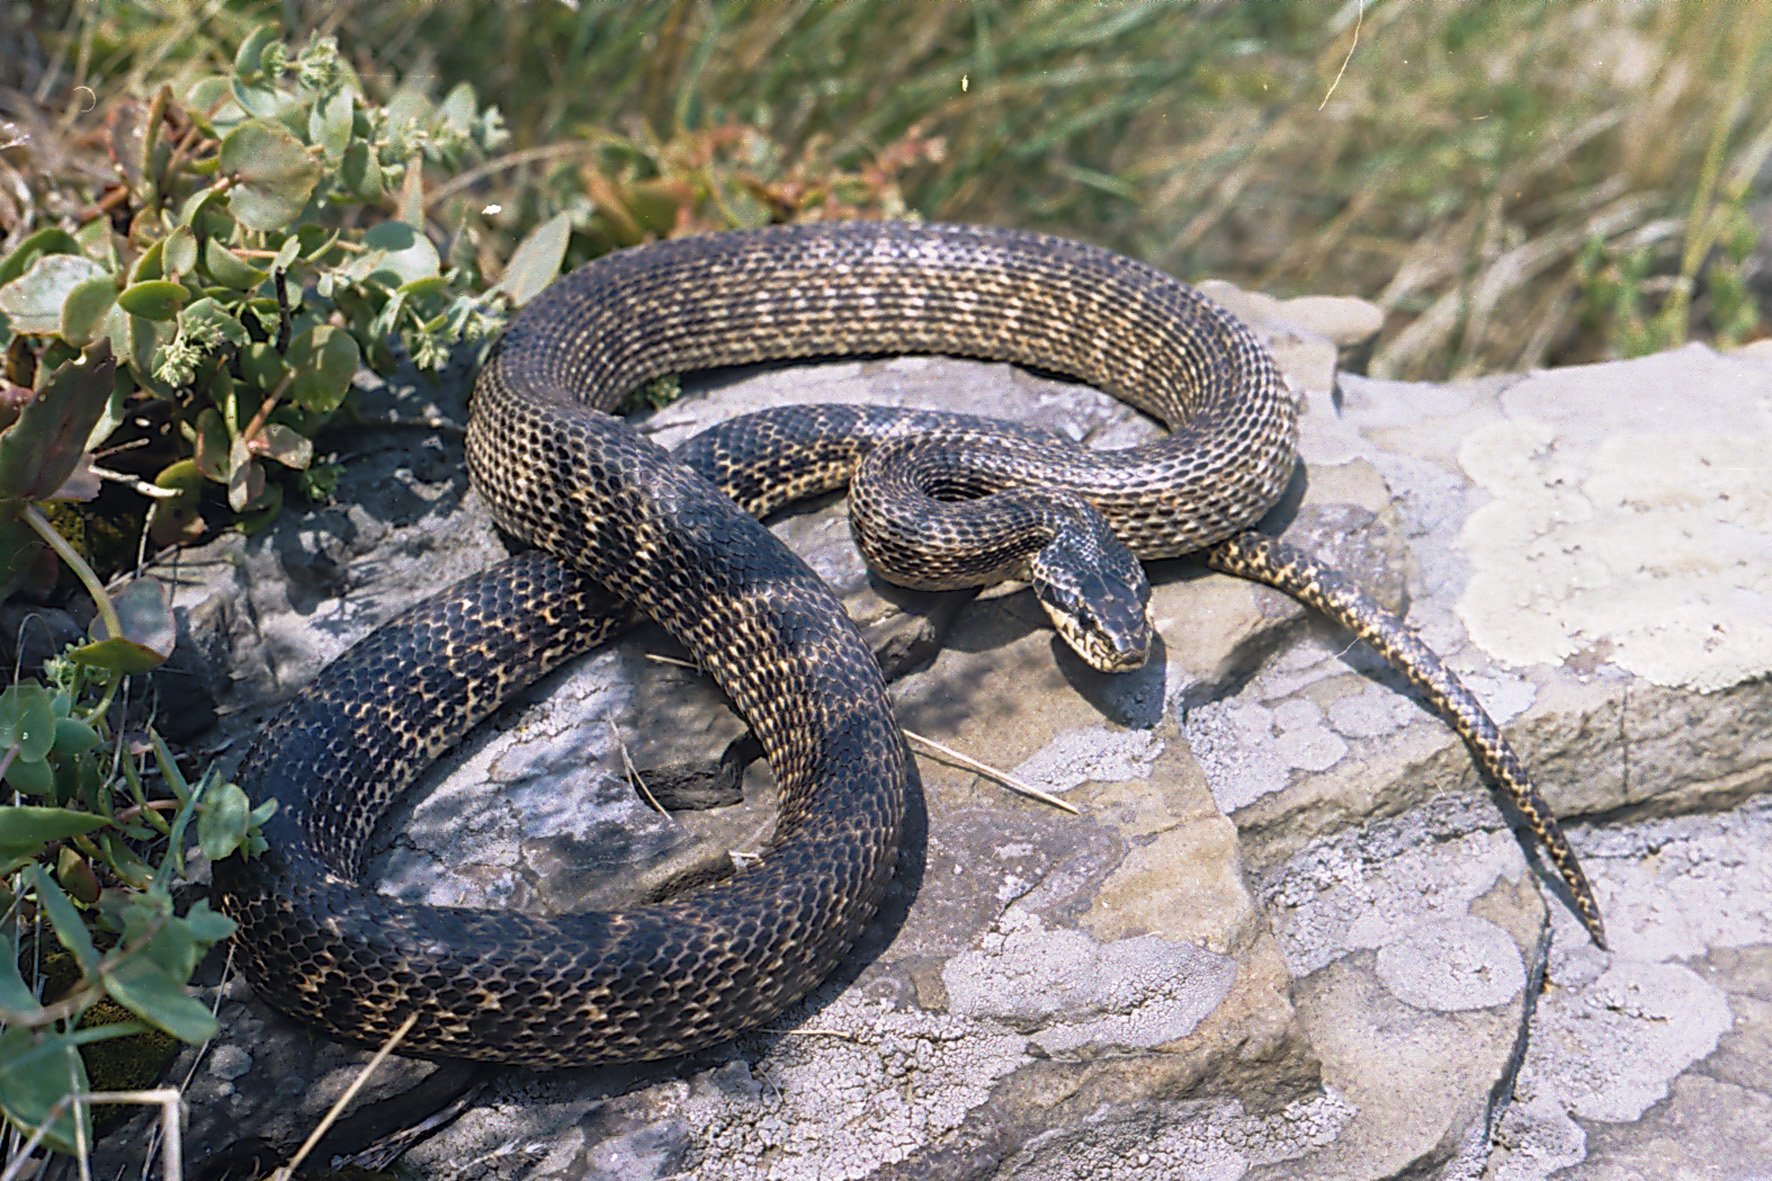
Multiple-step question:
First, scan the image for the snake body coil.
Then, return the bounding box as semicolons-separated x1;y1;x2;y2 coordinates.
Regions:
216;222;1603;1067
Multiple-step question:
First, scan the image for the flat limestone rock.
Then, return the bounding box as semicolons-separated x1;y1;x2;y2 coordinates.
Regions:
113;289;1769;1180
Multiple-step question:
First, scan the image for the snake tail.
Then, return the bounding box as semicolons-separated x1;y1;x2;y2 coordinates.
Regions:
1206;531;1608;949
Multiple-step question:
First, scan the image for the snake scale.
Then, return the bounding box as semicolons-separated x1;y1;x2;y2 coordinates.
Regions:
214;221;1605;1067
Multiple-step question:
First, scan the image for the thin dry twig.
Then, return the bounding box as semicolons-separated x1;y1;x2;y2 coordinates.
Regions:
902;729;1079;816
607;719;666;815
272;1013;419;1181
1319;0;1364;111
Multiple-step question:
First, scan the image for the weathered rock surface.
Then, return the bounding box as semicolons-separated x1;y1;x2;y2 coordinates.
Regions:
102;290;1769;1180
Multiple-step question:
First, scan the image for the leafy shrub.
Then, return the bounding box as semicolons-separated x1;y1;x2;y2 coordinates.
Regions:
0;24;552;1158
0;28;524;559
0;342;274;1156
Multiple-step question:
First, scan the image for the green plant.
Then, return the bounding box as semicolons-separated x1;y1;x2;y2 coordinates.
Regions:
1573;29;1767;364
0;24;579;1163
531;122;947;265
0;26;534;558
0;348;274;1159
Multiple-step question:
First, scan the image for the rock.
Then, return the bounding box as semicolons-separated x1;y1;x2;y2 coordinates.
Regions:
97;294;1769;1180
0;600;83;679
1277;295;1387;350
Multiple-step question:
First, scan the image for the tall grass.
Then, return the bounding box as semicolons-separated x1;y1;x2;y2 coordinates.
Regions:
10;0;1772;378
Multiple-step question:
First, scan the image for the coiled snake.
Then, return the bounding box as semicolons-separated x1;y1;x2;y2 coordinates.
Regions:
215;222;1605;1066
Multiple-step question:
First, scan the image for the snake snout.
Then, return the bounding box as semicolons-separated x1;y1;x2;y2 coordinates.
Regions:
1030;526;1153;673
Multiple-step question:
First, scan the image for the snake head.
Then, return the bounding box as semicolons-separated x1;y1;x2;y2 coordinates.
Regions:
1028;522;1153;673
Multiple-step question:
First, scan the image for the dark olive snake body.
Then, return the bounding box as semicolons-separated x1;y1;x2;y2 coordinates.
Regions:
215;221;1604;1067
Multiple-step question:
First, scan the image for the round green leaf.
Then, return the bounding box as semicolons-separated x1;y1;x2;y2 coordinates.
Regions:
163;225;198;276
0;684;56;762
253;422;313;470
178;184;226;227
56;847;100;904
192;407;230;482
235;481;283;533
233;23;280;78
197;780;251;861
59;274;119;346
0;1026;97;1155
226;438;265;513
352;220;439;287
220;119;321;232
50;748;82;806
0;254;107;335
3;756;53;797
103;305;172;389
0;227;81;287
288;324;360;412
103;956;219;1044
102;576;177;659
311;88;354;159
146;459;207;545
340;139;385;201
51;718;100;756
69;576;176;675
117;279;189;321
496;212;572;307
128;237;166;284
272;236;302;271
66;637;164;676
0;341;116;501
181;899;237;943
202;239;268;291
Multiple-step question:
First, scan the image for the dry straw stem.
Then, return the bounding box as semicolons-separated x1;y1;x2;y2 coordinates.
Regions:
608;718;667;815
901;729;1079;816
271;1012;420;1181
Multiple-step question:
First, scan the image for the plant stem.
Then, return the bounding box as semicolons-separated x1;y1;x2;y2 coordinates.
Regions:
22;505;124;644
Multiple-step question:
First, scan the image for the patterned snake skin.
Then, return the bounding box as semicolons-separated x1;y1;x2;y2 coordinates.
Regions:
214;222;1605;1067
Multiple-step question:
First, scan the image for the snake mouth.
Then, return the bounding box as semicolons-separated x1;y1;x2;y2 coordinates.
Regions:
1084;634;1155;670
1045;600;1154;673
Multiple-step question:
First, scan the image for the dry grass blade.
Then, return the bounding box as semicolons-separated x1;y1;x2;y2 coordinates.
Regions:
272;1013;420;1181
902;729;1079;816
608;719;666;815
1319;0;1363;111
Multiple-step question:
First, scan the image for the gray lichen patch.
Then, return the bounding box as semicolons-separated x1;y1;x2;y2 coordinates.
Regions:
1009;723;1164;795
1264;823;1536;979
1187;693;1349;814
1373;916;1526;1012
1482;798;1772;1178
664;997;1028;1181
1455;346;1772;692
1003;1090;1356;1180
941;908;1237;1055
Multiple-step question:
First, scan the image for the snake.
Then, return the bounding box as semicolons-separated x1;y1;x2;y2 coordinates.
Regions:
214;221;1606;1067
